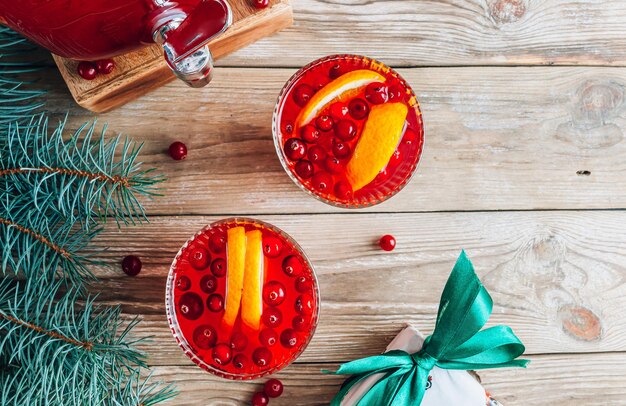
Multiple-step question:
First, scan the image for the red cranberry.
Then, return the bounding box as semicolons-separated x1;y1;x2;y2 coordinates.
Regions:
259;328;278;347
283;122;294;135
283;138;307;161
329;63;346;79
209;233;226;253
212;343;232;365
207;294;224;312
211;258;226;277
189;247;210;270
295;160;314;179
179;292;204;320
295;276;312;293
230;332;248;351
251;391;269;406
282;255;303;277
233;354;248;369
252;0;269;8
300;125;320;143
334;181;353;200
307;145;326;163
262;307;283;328
264;379;284;398
329;102;349;121
252;347;273;367
121;255;142;276
388;85;403;101
349;98;370;120
176;275;191;291
295;294;314;315
324;156;342;174
315;115;334;132
332;140;351;159
379;234;396;251
263;281;286;306
292;315;307;332
335;119;357;141
314;77;328;90
193;325;217;349
95;59;115;74
293;84;314;107
168;141;187;160
365;82;389;105
200;275;218;294
280;329;299;348
262;236;283;258
77;61;97;80
311;172;333;193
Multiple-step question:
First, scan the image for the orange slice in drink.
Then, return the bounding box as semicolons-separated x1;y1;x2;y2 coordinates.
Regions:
296;69;386;127
346;102;408;191
241;230;264;330
223;226;246;329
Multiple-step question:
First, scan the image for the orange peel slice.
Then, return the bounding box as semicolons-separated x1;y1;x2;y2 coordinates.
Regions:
222;226;246;329
241;230;263;330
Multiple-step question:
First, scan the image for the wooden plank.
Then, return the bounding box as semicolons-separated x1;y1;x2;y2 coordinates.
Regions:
51;0;292;113
86;211;626;363
148;353;626;405
41;65;626;213
216;0;626;67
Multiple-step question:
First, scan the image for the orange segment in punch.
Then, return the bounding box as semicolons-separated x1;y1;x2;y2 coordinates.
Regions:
241;230;264;330
222;226;246;329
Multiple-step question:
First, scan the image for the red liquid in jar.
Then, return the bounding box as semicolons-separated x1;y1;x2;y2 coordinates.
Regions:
167;218;319;379
274;55;424;208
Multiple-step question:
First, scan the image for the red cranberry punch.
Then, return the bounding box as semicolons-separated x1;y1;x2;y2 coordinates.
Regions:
166;218;320;379
0;0;233;87
273;55;425;208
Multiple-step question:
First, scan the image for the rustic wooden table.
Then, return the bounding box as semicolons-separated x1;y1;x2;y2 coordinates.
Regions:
43;0;626;404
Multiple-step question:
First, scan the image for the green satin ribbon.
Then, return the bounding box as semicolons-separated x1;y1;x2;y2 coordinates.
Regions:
327;251;529;406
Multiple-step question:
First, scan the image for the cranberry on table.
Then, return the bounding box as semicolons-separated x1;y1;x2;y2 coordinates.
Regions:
251;391;269;406
259;328;278;347
77;61;97;80
307;145;326;163
295;160;314;179
121;255;142;276
212;343;232;365
300;125;320;143
332;140;351;159
264;378;284;398
365;82;389;105
193;325;217;349
209;232;227;253
262;306;283;328
329;102;349;121
335;119;357;141
283;138;307;161
311;172;333;193
251;0;269;9
230;332;248;351
324;156;342;174
262;236;283;258
189;247;210;270
176;275;191;291
349;98;370;120
168;141;188;160
178;292;204;320
282;255;303;277
211;258;226;277
200;275;218;294
95;59;115;74
315;115;334;132
293;84;314;107
334;181;353;200
280;329;298;348
379;234;397;251
233;354;248;369
253;347;273;367
207;293;224;312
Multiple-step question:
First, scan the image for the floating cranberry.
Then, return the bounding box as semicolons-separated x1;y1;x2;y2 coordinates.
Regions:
329;63;346;79
209;233;226;253
77;61;97;80
179;292;204;320
207;293;224;312
252;347;273;367
259;328;278;347
334;181;353;200
95;59;115;74
282;255;303;277
280;329;298;349
262;236;283;258
189;247;210;270
335;119;357;141
329;102;349;121
332;140;351;159
200;275;218;294
121;255;142;276
283;122;294;135
230;332;248;351
311;172;333;193
168;141;188;160
263;281;286;306
349;98;370;120
176;275;191;291
211;258;226;277
292;315;307;332
264;379;284;398
251;391;269;406
315;115;334;132
295;294;314;315
365;82;389;105
379;234;396;251
262;306;283;328
233;354;248;369
295;160;314;179
193;325;217;349
300;125;320;143
212;343;232;365
283;138;307;161
295;276;313;293
293;84;314;107
307;145;326;163
388;85;403;101
324;156;342;174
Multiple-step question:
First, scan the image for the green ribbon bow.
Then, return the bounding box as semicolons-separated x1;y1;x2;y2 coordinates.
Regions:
328;251;529;406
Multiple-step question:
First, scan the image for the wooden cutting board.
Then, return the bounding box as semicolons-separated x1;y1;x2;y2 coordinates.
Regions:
52;0;292;113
